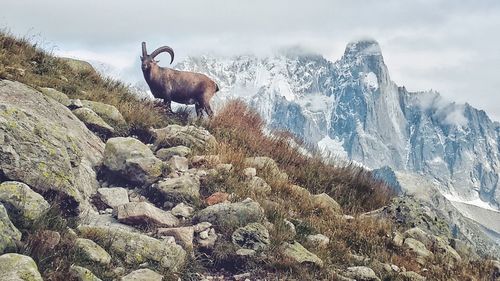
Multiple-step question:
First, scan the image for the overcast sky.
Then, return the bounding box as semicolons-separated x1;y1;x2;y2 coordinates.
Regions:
2;0;500;120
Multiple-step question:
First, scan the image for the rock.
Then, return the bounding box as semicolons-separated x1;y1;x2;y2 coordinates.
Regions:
165;155;189;172
0;181;50;227
60;57;96;73
171;203;195;218
431;236;462;263
280;241;323;267
403;227;431;247
306;234;330;248
39;87;70;106
121;269;163;281
103;137;163;185
247;176;272;194
75;238;111;265
154;175;200;204
244;156;287;181
0;253;43;281
0;80;104;214
403;238;433;264
343;266;381;281
232;223;270;251
311;193;342;214
0;204;21;254
80;100;126;128
288;184;312;198
236;248;256;257
396;271;426;281
72;107;115;137
193;222;212;233
155;146;191;161
205;192;230;206
117;202;179;227
191;155;220;167
97;187;129;209
68;98;84;109
196;228;217;249
79;225;186;271
283;219;297;238
157;226;194;250
216;163;233;173
393;232;404;247
150;125;217;151
243;167;257;179
69;265;102;281
193;198;264;228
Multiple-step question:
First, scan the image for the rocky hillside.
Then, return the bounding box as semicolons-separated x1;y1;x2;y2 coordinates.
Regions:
1;32;500;280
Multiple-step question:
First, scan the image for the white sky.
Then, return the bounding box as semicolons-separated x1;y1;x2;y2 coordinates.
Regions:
1;0;499;121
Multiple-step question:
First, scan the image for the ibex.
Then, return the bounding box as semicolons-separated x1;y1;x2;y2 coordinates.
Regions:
140;42;219;117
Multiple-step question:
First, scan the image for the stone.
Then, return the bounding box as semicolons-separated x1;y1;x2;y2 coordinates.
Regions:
396;271;426;281
150;125;217;151
216;163;233;173
244;156;287;181
193;222;212;233
171;203;195;218
283;219;297;238
117;202;179;227
80;100;127;128
60;57;96;73
306;234;330;248
79;225;186;271
191;155;221;167
205;192;230;206
166;155;189;172
243;167;257;179
280;241;323;267
154;175;200;204
343;266;380;281
69;265;102;281
393;232;404;247
0;81;104;214
247;176;272;194
403;238;433;264
103;137;163;185
68;98;84;109
97;187;129;209
72;107;115;136
311;193;342;214
75;238;112;265
403;227;431;247
157;226;194;250
196;228;217;249
236;248;256;257
39;87;70;106
0;181;50;227
193;198;264;228
0;253;43;281
121;269;163;281
0;204;21;254
155;146;191;161
232;223;270;251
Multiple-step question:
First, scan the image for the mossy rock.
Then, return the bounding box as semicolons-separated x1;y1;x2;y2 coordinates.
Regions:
0;253;43;281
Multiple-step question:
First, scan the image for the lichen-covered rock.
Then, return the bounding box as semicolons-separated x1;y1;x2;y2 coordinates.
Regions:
0;204;21;254
78;225;186;271
121;268;163;281
165;155;189;172
171;202;194;218
0;80;104;214
117;202;179;227
75;238;111;265
196;228;217;250
403;227;431;247
280;241;323;267
0;253;43;281
343;266;380;281
103;137;163;185
157;226;194;250
403;238;433;264
60;57;96;73
156;146;192;161
69;265;102;281
0;181;50;227
246;176;272;194
72;107;115;136
96;187;129;209
80;100;127;128
150;125;217;151
193;198;264;228
306;234;330;248
232;223;270;251
39;87;70;106
311;193;342;214
153;175;200;204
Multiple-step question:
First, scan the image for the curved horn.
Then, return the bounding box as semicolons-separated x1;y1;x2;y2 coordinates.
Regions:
150;46;175;64
142;42;148;57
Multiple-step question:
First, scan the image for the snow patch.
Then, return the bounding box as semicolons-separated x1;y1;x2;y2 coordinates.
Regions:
363;72;379;90
318;135;348;159
443;192;499;212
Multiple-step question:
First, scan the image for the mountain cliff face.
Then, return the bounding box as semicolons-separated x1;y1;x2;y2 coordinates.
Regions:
176;40;500;210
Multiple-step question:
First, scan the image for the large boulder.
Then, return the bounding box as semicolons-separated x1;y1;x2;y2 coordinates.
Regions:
232;223;270;251
311;193;342;214
96;187;129;209
39;87;70;106
78;225;186;271
80;100;127;129
72;107;115;137
0;181;50;227
0;253;43;281
0;204;21;254
103;137;163;185
193;198;264;228
117;202;179;227
150;125;217;151
0;80;104;214
280;241;323;267
60;57;96;74
153;175;200;204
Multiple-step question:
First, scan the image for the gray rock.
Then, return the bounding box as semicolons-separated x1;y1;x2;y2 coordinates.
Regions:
60;57;96;73
247;176;272;194
0;181;50;227
165;155;189;172
157;226;194;250
280;241;323;267
232;223;270;251
97;187;129;209
343;266;380;281
193;198;264;228
79;225;186;271
171;203;195;218
103;137;163;185
72;107;115;136
117;202;179;227
243;167;257;179
69;265;102;281
156;146;192;161
68;98;84;109
150;125;217;151
403;238;433;264
153;175;200;204
121;269;163;281
39;87;70;106
0;204;21;254
306;234;330;248
80;100;127;128
311;193;342;214
0;80;104;214
236;248;256;257
193;222;212;233
216;163;233;173
196;228;217;249
244;156;287;181
75;238;111;265
0;253;43;281
403;227;431;247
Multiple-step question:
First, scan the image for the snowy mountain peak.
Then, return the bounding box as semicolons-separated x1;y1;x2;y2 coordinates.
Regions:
344;39;382;58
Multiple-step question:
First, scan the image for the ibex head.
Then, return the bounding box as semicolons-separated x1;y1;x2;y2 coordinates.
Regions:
141;42;175;72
